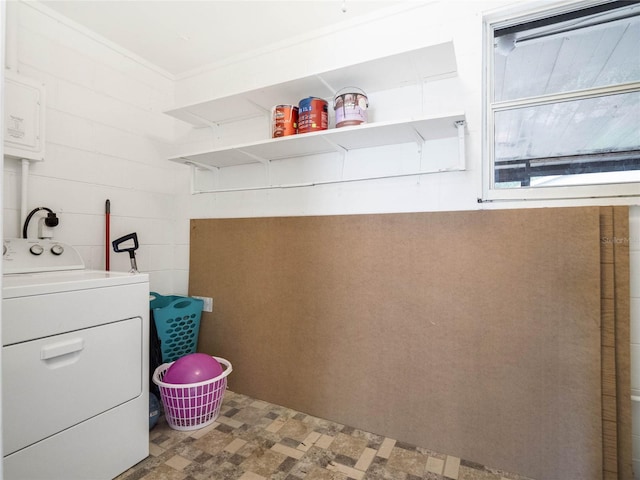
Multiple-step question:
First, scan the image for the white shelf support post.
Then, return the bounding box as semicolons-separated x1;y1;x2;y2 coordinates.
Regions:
189;163;197;194
455;120;466;170
266;161;271;187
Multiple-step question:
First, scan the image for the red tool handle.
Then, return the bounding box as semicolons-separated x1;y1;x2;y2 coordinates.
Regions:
105;199;110;271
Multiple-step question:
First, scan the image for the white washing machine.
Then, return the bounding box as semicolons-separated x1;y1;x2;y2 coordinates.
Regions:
2;238;149;479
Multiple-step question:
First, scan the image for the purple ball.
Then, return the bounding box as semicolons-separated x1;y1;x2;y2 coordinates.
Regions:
163;353;223;385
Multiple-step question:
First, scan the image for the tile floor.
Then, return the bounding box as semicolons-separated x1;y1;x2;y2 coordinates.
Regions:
115;390;535;480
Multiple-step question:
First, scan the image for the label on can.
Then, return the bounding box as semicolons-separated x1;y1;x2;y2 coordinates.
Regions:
272;105;298;138
298;97;328;134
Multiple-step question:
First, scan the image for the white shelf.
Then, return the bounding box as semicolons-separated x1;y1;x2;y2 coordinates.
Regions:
165;41;457;127
169;113;466;168
165;40;465;191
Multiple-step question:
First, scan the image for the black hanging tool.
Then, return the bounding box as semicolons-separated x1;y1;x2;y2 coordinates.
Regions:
112;232;139;273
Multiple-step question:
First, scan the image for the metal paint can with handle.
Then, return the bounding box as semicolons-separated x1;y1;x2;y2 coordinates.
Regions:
298;97;328;134
334;87;368;128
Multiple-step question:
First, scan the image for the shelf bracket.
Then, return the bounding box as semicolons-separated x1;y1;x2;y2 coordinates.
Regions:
315;74;337;96
320;136;348;164
410;126;427;158
235;148;269;165
321;136;348;154
178;110;221;131
243;98;272;115
179;112;225;149
186;161;219;195
183;159;219;172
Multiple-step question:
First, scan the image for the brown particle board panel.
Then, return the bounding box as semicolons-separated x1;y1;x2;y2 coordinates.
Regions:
600;206;632;479
189;207;616;480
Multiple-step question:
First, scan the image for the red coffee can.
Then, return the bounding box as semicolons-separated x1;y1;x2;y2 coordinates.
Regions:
298;97;328;134
272;105;298;138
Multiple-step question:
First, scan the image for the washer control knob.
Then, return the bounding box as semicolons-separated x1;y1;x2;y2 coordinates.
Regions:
30;244;44;255
51;244;64;256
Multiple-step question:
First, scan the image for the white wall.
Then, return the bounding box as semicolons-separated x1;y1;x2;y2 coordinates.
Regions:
0;1;5;475
2;1;191;294
172;0;640;475
2;0;639;475
177;1;481;217
176;0;637;218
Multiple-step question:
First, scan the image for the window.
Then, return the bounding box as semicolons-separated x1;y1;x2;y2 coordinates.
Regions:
483;0;640;200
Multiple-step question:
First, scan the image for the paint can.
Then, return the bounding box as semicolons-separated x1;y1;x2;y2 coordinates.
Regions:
334;87;368;128
298;97;328;134
272;105;298;138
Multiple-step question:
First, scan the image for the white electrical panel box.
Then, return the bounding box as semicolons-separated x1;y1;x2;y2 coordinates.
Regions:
4;72;45;162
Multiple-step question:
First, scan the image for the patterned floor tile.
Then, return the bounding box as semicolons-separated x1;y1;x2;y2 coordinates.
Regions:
304;465;348;480
240;447;288;477
328;432;369;459
279;418;316;442
114;391;536;480
386;445;429;477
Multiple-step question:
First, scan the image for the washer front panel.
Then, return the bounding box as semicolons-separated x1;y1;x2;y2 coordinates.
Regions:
3;317;142;455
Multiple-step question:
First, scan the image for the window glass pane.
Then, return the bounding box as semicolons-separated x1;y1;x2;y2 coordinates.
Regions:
494;6;640;102
494;91;640;188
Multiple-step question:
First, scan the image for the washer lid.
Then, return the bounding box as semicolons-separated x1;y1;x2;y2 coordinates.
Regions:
2;269;149;298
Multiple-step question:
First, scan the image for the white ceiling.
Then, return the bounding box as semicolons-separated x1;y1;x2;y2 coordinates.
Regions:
40;0;403;77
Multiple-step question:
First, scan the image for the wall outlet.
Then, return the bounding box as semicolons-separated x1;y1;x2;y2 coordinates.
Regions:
193;296;213;313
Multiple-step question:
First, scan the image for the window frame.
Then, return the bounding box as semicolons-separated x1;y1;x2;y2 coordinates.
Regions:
482;0;640;202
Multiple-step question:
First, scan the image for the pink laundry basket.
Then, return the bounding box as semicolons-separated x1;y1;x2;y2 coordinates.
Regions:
152;356;232;431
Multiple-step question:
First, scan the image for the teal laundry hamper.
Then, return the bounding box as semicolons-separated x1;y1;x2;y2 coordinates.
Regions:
150;292;204;363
